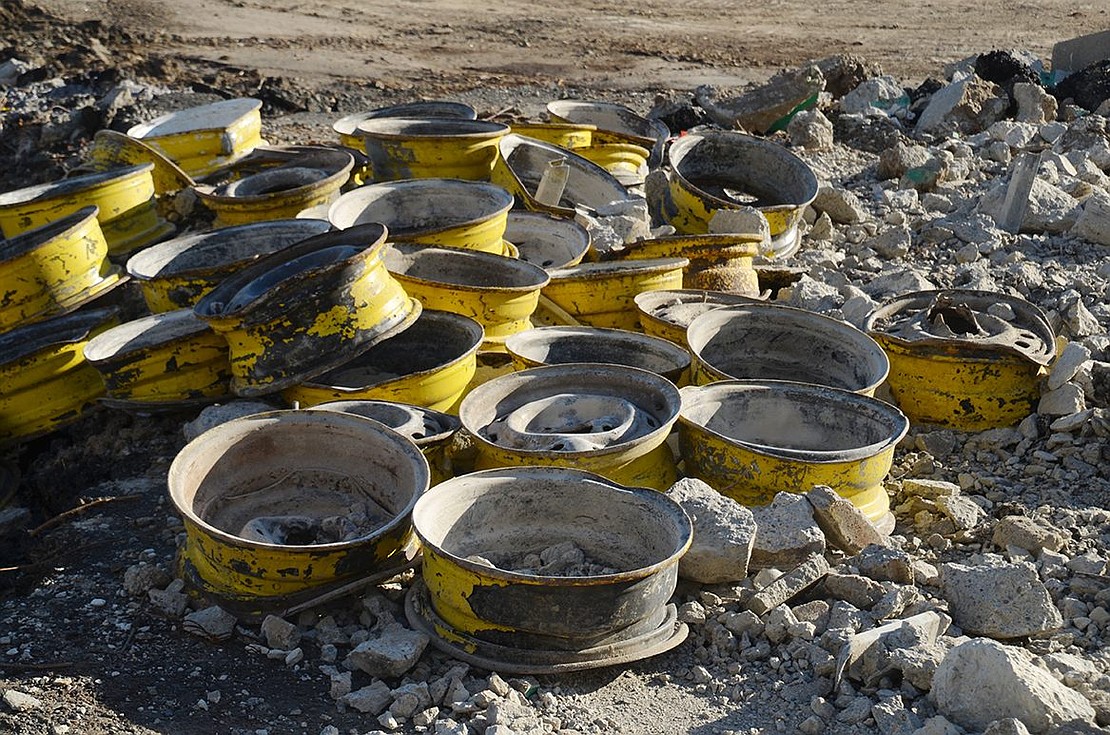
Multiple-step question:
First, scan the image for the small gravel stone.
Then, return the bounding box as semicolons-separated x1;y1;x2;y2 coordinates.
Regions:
260;615;301;651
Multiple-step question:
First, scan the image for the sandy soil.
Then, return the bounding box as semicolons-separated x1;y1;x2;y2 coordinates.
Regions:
40;0;1107;94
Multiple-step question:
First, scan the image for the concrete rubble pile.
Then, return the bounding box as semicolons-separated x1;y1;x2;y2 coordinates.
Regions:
2;19;1110;735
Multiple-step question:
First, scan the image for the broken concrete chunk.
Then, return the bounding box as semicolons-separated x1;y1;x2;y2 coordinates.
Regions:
900;157;947;192
979;177;1082;235
345;625;429;679
749;492;826;570
707;206;770;242
808;212;835;241
868;225;912;259
1075;189;1110;247
183;605;237;642
787;109;834;150
748;554;830;616
992;516;1067;556
792;599;831;631
939;557;1062;639
988;120;1040;148
261;614;301;651
813;185;867;224
1059;295;1101;339
148;585;189;618
935;494;987;532
123;562;171;597
1066;551;1108;577
932;638;1097;733
873;694;922;734
901;479;960;499
814;54;882;98
329;671;352;700
1013;83;1058;125
2;689;43;713
1038;383;1086;416
840;75;908;115
806;485;888;554
878;142;934;180
695;65;825;134
916;75;1005;135
823;571;886;610
390;690;423;719
343;680;393;715
1052;30;1110;74
722;609;764;638
762;604;796;644
1048;342;1092;391
666;478;756;584
854;545;914;584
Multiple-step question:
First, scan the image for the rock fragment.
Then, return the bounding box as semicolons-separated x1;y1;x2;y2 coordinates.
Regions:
878;142;934;180
748;555;830;616
749;492;826;570
869;225;912;259
1075;189;1110;246
122;562;171;596
841;75;907;115
979;178;1081;235
260;615;301;651
873;694;922;734
1048;342;1092;390
932;638;1097;733
695;65;825;134
823;572;886;610
813;185;867;224
787;109;834;150
935;494;987;532
707;206;770;241
939;557;1062;638
2;689;43;712
183;606;237;642
806;485;888;554
148;581;189;618
915;75;1005;135
344;680;393;714
1038;383;1086;416
902;479;961;499
1013;83;1058;124
837;610;950;690
856;546;914;586
992;516;1067;556
666;478;756;583
345;626;430;679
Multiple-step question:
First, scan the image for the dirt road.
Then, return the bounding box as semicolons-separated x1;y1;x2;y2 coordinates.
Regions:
40;0;1107;94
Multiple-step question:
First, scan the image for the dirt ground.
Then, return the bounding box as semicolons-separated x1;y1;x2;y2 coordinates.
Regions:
36;0;1108;94
2;2;1110;735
